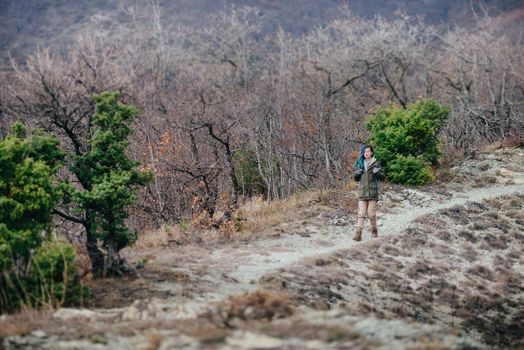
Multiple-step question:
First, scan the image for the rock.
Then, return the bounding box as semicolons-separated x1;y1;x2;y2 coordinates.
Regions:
226;331;284;349
122;305;141;321
243;305;256;319
168;304;200;319
227;317;244;328
147;301;159;317
158;334;198;350
31;330;47;338
305;340;328;349
48;339;107;349
53;308;98;320
90;334;108;344
499;168;516;177
120;299;161;321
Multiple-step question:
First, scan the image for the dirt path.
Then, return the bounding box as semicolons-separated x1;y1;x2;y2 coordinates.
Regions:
199;182;524;300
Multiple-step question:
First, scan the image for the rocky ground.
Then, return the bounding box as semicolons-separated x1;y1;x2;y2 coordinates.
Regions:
1;147;523;349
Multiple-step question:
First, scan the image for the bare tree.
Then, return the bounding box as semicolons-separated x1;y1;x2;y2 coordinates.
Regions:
435;15;524;153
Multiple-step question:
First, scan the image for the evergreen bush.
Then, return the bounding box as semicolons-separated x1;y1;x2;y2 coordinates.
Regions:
387;154;434;185
233;149;266;197
0;123;85;313
366;100;449;185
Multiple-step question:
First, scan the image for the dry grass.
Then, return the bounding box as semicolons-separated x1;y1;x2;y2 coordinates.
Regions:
133;225;175;249
479;141;504;153
467;264;495;281
482;137;524;151
380;244;402;257
399;228;427;249
461;242;479;262
313;256;347;267
435;229;452;242
408;339;454;350
457;230;478;243
0;307;53;337
427;241;453;256
85;277;155;309
438;206;470;225
183;322;228;344
413;214;447;229
433;167;456;182
473;175;498;188
255;319;362;344
133;188;347;246
133;221;222;248
464;201;489;214
505;194;524;208
225;289;295;321
143;332;165;350
506;209;524;221
406;259;434;279
238;190;331;236
342;247;370;261
199;289;296;329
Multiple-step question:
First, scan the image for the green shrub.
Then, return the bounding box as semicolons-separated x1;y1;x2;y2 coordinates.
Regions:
0;123;62;267
233;148;266;197
0;123;85;313
29;241;88;307
366;100;449;185
387;155;434;185
0;241;88;312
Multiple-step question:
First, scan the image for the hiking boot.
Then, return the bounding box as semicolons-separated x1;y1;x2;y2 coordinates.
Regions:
353;228;362;241
371;227;378;238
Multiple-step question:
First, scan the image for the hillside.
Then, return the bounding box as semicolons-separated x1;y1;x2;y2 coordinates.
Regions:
1;0;523;66
1;146;523;349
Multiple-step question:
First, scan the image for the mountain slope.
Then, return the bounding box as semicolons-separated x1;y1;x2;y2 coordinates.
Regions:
1;146;523;349
1;0;523;66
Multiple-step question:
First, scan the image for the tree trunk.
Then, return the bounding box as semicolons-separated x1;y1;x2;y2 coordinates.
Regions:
84;211;104;277
224;142;240;204
105;238;122;277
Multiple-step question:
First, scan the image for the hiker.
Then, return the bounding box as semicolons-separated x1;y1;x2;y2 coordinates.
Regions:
353;145;386;241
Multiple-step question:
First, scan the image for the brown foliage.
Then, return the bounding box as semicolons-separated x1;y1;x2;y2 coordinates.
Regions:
201;289;295;328
0;308;53;337
225;289;295;322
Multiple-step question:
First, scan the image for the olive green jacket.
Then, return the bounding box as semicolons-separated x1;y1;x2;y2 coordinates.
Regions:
354;158;386;200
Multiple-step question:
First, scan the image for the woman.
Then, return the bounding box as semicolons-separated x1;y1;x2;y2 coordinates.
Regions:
353;145;386;241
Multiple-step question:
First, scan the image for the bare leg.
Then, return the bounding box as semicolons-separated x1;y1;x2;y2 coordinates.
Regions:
368;200;378;237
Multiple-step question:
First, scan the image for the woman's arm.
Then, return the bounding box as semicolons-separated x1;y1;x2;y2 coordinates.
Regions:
372;165;386;180
354;168;363;181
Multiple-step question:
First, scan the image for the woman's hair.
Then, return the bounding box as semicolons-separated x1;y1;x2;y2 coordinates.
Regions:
354;144;375;169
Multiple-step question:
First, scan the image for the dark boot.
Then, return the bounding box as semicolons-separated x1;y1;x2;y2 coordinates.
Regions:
371;227;378;238
353;228;362;241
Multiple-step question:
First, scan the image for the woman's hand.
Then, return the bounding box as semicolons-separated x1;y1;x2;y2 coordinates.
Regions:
354;168;363;182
